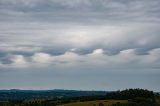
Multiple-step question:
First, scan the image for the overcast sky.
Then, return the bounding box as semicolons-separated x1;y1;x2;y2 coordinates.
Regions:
0;0;160;91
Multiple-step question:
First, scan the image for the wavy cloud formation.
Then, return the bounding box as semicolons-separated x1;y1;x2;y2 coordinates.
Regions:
0;0;160;90
0;0;160;68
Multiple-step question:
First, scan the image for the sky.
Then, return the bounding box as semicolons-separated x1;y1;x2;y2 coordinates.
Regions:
0;0;160;91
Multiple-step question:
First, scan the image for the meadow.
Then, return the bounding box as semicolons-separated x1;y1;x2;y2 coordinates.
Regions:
60;100;128;106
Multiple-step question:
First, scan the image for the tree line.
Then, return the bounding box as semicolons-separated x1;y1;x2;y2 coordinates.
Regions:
0;88;159;106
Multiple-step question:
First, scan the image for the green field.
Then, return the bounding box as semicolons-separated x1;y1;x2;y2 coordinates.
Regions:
59;100;128;106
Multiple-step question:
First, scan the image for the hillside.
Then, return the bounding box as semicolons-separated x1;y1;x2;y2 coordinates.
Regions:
59;100;127;106
0;89;160;106
0;89;107;101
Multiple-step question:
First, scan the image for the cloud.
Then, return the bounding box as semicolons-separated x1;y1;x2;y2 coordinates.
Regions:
0;0;160;71
1;48;160;71
0;0;160;24
32;52;52;63
0;23;160;55
0;0;160;91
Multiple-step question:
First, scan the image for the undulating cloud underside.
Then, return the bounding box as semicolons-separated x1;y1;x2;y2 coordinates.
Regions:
0;0;160;91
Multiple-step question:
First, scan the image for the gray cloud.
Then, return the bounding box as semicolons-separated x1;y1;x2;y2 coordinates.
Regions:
0;0;160;91
0;0;160;24
0;0;160;68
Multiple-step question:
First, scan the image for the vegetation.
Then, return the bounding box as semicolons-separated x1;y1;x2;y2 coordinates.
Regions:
106;89;160;106
106;88;155;99
0;88;159;106
0;89;106;101
60;100;127;106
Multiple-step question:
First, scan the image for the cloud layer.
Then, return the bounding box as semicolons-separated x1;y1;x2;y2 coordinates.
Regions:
0;24;160;69
0;0;160;69
0;0;160;90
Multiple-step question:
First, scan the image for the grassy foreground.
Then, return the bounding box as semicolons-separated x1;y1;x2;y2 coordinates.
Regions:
59;100;127;106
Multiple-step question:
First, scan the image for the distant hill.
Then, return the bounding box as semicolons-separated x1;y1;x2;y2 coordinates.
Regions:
0;89;107;101
0;89;159;106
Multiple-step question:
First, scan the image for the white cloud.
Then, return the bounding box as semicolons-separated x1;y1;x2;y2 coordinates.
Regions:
92;49;104;55
32;52;52;63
